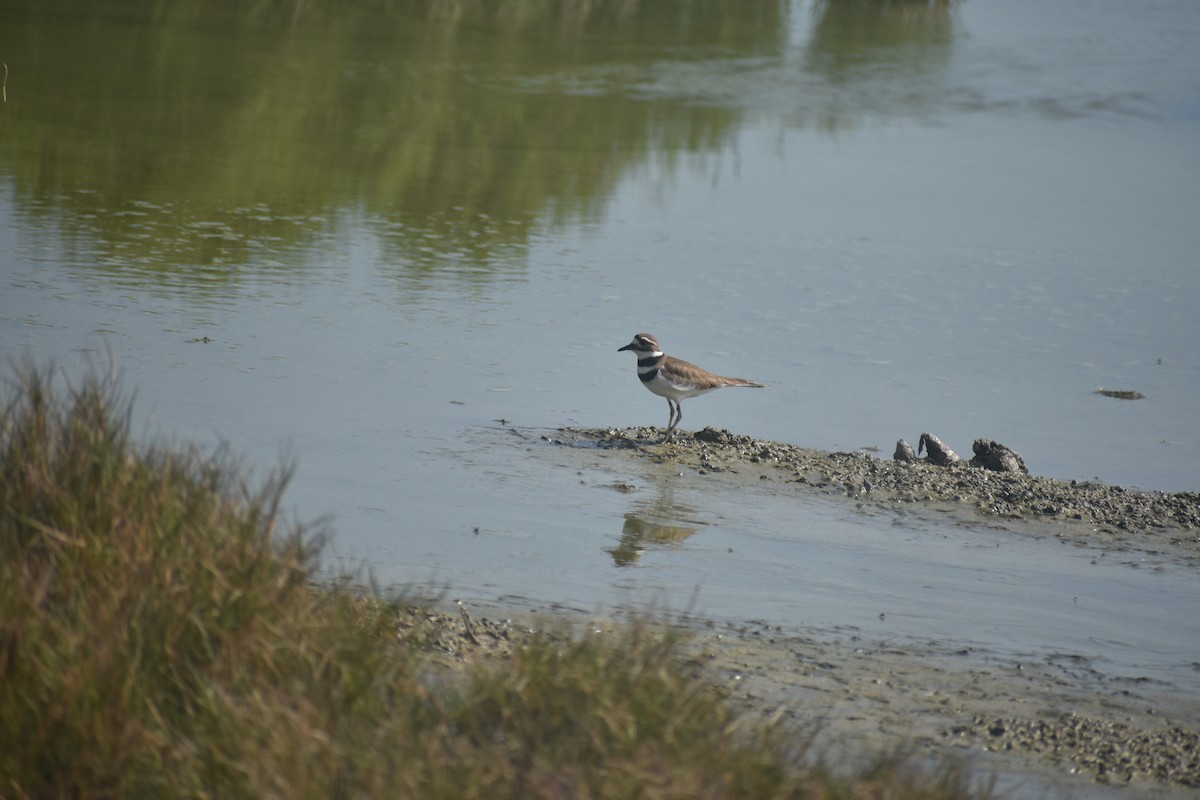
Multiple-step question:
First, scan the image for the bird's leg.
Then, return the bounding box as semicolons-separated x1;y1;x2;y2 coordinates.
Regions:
663;399;681;441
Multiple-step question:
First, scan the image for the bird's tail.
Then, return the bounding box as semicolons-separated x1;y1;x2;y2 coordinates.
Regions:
722;377;767;388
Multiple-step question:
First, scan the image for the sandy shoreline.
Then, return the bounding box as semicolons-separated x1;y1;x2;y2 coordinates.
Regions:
417;425;1200;796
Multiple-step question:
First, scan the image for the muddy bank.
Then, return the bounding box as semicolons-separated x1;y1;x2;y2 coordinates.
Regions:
554;426;1200;562
689;622;1200;797
399;603;1200;798
447;425;1200;794
493;425;1200;795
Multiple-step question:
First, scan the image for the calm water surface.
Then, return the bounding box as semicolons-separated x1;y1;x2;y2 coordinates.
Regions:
2;0;1199;691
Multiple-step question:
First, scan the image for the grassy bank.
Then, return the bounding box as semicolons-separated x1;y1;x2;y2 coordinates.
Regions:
0;362;982;798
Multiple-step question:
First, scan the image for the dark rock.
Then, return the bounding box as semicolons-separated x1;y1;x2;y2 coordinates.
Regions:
894;439;917;463
694;427;735;444
970;438;1029;474
1095;388;1145;400
918;432;960;466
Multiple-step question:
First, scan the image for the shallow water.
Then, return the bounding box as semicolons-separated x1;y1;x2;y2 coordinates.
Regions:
2;0;1199;692
454;429;1200;692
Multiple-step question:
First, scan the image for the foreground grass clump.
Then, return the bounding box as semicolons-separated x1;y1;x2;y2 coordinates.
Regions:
0;363;981;799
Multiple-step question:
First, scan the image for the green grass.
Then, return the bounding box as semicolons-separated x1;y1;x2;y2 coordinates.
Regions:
0;361;984;799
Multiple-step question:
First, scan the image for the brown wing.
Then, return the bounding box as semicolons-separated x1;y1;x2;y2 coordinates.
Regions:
661;355;766;390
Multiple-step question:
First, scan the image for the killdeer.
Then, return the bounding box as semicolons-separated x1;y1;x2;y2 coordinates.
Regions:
618;332;766;439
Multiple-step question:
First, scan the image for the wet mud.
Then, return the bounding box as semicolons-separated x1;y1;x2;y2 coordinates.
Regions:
491;425;1200;796
554;426;1200;564
402;602;1199;798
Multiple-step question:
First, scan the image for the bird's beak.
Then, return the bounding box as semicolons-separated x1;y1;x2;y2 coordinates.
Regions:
618;343;633;352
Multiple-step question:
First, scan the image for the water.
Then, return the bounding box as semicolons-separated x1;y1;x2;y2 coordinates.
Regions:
2;0;1199;692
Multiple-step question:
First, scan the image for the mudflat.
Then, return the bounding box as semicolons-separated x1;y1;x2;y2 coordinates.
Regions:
408;598;1198;799
424;426;1200;797
556;426;1200;563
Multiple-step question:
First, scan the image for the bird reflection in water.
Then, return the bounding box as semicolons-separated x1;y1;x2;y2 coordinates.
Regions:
609;480;707;566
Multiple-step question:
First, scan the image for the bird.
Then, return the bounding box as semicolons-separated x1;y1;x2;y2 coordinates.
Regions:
617;332;766;439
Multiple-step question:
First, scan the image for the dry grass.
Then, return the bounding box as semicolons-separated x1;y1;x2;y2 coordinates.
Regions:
0;361;984;799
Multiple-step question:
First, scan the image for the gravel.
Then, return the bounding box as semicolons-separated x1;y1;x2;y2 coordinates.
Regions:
957;712;1200;786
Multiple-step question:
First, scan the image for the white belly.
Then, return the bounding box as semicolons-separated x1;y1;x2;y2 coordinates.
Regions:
643;373;717;401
